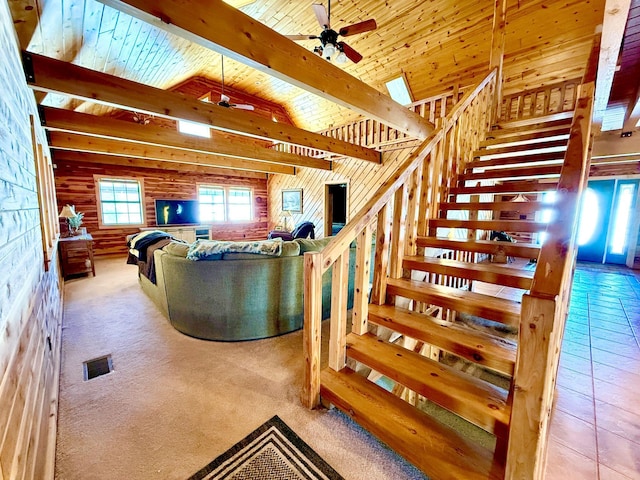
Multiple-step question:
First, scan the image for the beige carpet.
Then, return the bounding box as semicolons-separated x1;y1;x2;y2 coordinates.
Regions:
55;256;427;480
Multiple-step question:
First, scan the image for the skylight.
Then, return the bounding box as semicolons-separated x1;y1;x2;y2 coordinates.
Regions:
385;75;413;106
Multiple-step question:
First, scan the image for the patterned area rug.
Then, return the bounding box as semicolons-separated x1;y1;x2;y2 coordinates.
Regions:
187;416;344;480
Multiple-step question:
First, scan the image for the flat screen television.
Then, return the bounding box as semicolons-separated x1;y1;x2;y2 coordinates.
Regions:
155;199;200;226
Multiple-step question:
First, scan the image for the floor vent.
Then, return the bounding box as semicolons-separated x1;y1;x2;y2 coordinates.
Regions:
83;355;113;381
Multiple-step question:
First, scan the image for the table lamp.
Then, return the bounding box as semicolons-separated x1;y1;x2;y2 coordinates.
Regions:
281;210;293;232
59;204;77;237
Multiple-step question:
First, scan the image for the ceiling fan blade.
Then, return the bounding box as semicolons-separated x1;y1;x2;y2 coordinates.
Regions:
339;18;377;37
220;94;231;103
312;3;330;28
233;104;255;111
285;34;318;41
338;42;363;63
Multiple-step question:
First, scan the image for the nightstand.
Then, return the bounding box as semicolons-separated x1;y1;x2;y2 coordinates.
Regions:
59;234;95;279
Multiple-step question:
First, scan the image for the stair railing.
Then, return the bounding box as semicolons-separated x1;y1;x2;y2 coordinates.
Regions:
302;69;497;409
504;31;600;479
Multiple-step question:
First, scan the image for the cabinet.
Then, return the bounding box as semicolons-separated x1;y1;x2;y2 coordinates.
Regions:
59;234;95;279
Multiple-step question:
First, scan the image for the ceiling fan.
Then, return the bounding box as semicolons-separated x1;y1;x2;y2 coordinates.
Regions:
216;56;255;111
286;1;377;64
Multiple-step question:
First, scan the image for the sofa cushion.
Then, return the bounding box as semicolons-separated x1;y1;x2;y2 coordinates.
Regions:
282;241;301;257
294;236;334;253
187;238;283;261
163;241;191;258
221;241;300;260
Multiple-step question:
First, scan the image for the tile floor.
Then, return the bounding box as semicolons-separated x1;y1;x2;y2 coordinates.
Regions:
545;262;640;479
473;261;640;479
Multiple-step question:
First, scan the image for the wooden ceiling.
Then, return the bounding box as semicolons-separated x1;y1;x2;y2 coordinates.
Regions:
9;0;631;174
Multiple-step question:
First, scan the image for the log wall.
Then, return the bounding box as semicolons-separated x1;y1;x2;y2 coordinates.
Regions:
54;160;269;256
0;2;63;479
268;147;415;238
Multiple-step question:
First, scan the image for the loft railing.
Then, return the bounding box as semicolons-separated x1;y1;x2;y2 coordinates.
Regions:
271;88;466;159
501;78;580;123
504;32;600;479
301;69;497;408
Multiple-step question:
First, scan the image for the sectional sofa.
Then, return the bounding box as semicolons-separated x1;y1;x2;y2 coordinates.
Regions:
137;237;358;341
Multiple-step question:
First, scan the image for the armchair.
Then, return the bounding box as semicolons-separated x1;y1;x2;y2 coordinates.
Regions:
268;221;315;241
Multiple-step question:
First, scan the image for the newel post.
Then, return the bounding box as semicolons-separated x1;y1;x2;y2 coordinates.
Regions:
505;293;563;479
302;251;323;409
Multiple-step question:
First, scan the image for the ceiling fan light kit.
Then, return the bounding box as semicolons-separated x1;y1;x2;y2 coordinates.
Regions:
286;1;376;64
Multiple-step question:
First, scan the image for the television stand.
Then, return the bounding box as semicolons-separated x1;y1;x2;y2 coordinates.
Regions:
140;226;210;243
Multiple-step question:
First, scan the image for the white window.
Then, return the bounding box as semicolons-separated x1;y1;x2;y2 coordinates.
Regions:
178;120;211;138
96;177;145;227
199;185;253;222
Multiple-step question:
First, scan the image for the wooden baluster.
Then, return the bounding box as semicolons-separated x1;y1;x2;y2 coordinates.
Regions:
404;167;422;259
302;251;323;409
417;153;433;247
352;225;373;335
389;184;408;279
371;204;391;305
328;252;350;370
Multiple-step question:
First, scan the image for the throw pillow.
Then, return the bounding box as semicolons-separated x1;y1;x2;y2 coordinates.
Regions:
294;236;334;253
187;238;283;260
281;241;301;257
163;241;191;258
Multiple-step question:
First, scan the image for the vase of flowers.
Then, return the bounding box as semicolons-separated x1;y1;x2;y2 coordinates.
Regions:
68;211;84;235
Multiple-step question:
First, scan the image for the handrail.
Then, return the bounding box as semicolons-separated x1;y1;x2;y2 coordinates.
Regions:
301;68;498;409
320;69;497;273
505;29;601;479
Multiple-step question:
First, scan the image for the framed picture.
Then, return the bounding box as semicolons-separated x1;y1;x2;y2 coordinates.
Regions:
282;189;303;214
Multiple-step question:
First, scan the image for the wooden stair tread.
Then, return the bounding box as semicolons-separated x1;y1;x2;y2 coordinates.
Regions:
439;200;546;213
403;255;534;289
320;367;505;480
491;117;573;135
450;181;558;195
429;218;548;233
466;151;565;169
386;277;521;326
473;138;567;157
368;303;517;376
417;236;541;259
459;164;563;181
480;128;570;147
346;333;510;434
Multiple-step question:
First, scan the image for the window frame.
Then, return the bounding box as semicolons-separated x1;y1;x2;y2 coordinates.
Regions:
94;175;146;229
198;183;254;223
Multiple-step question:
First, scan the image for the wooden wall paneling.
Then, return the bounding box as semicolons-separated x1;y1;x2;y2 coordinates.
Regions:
54;159;269;255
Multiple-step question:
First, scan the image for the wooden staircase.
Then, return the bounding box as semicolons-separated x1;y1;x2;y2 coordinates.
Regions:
303;40;597;479
319;117;572;479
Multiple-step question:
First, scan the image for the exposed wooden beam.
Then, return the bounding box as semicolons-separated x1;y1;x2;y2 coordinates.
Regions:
97;0;435;140
52;150;269;179
594;0;631;127
48;131;296;175
40;106;330;170
23;52;379;164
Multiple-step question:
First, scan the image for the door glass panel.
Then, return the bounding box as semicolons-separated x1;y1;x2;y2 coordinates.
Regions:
609;184;635;255
577;188;599;246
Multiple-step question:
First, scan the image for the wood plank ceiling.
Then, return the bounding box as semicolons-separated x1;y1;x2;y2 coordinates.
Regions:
8;0;620;174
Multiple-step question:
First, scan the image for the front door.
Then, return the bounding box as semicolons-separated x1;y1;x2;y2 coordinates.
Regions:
576;179;639;264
